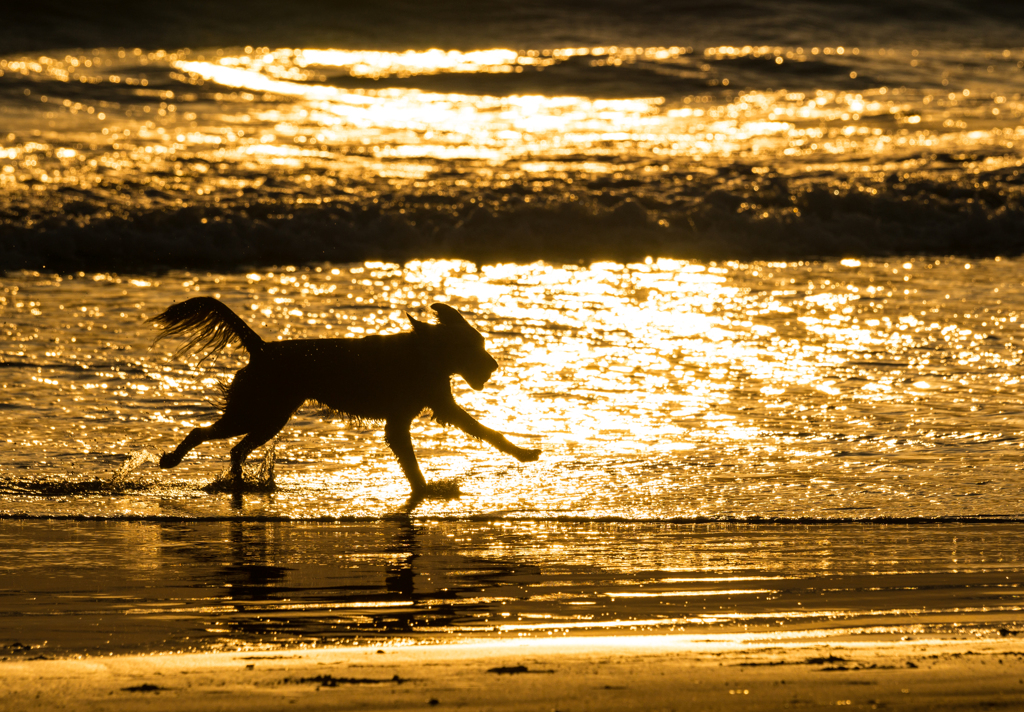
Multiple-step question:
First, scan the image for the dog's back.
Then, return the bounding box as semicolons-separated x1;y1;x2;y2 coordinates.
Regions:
232;333;444;422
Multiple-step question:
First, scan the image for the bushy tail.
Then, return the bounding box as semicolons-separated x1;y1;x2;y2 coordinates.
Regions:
149;297;264;360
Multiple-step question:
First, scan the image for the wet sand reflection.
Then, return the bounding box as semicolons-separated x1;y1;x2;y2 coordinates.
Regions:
1;519;1021;657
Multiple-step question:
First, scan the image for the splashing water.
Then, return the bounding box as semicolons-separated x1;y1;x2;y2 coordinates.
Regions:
422;477;463;500
201;439;278;494
110;449;159;488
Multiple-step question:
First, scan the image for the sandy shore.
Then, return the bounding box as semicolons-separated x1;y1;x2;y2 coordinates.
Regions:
3;634;1022;711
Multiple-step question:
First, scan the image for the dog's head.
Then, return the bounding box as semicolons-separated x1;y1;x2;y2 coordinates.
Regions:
408;303;498;390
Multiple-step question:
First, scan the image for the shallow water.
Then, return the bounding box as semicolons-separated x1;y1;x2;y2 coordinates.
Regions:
2;257;1024;521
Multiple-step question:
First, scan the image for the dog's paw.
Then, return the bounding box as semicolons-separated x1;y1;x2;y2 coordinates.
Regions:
159;452;181;469
515;447;541;463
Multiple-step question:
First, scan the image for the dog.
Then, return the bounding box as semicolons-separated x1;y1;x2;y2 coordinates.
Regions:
149;297;540;495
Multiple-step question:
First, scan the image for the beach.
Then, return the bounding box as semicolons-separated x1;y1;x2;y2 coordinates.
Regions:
4;634;1023;711
3;519;1023;710
5;3;1024;709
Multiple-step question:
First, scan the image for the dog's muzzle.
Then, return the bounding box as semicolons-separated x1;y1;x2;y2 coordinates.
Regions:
466;369;494;391
466;356;498;390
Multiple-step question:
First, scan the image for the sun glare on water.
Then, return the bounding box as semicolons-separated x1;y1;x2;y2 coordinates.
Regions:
3;41;1024;266
2;257;1024;521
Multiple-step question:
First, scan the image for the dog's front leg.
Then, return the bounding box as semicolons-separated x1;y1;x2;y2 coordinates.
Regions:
384;417;429;494
433;402;540;462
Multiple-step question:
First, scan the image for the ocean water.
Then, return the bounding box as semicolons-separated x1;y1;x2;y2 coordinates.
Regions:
4;1;1024;269
3;2;1024;655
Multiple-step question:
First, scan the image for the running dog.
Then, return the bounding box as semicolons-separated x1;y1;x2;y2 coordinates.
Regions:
150;298;540;495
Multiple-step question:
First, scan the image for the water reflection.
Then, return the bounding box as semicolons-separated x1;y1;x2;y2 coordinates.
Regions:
1;520;1021;657
151;518;544;649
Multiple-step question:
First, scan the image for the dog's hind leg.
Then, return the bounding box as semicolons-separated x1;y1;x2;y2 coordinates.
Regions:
384;417;428;495
160;419;247;469
228;414;293;482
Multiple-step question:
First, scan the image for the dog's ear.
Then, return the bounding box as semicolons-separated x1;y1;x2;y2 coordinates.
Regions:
407;312;430;334
431;303;470;328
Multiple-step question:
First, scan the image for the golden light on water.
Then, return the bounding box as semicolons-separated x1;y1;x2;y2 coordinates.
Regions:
5;41;1024;252
6;256;1024;522
175;55;667;163
289;48;523;78
4;32;1024;520
164;43;1024;165
31;256;1001;520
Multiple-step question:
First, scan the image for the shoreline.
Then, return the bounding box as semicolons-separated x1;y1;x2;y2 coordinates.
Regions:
3;633;1022;711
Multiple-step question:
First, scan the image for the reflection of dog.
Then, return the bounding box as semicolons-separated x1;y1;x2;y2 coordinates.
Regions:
150;298;540;494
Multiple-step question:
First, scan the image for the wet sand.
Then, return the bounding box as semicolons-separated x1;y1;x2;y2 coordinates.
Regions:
4;520;1024;657
3;634;1023;711
3;519;1023;709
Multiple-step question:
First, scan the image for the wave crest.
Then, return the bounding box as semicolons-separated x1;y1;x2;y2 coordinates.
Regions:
5;171;1024;272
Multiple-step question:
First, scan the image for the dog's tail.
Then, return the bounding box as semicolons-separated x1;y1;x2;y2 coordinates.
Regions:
149;297;264;360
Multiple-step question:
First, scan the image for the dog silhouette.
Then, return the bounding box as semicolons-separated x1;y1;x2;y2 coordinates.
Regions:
150;298;540;494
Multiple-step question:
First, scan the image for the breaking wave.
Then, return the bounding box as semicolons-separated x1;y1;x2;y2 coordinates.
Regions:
5;171;1024;273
